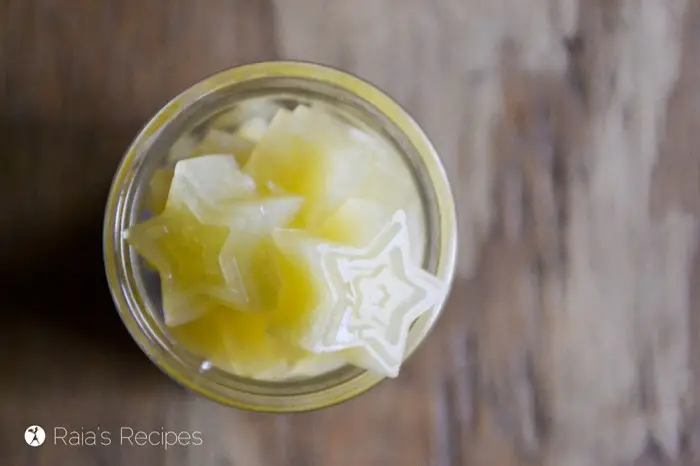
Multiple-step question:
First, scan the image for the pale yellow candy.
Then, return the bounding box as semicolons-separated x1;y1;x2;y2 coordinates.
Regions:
217;196;304;312
167;134;198;164
244;106;373;228
193;129;256;166
236;116;269;142
128;154;260;325
273;210;445;377
166;154;256;222
349;128;419;212
125;207;231;326
251;352;347;381
315;198;393;247
210;98;281;131
170;303;308;378
307;102;419;211
340;128;427;265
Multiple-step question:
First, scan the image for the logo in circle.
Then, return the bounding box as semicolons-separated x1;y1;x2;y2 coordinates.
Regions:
24;425;46;447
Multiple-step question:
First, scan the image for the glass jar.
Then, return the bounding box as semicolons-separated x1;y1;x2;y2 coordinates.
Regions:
103;62;457;412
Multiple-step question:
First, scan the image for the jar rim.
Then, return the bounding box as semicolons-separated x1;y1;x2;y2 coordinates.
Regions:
103;61;457;412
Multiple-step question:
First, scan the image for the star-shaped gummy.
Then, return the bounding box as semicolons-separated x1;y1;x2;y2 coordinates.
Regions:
125;154;303;325
215;196;303;312
125;206;232;326
273;209;446;377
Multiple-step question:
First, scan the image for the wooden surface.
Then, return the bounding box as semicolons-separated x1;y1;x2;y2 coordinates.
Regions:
2;0;700;465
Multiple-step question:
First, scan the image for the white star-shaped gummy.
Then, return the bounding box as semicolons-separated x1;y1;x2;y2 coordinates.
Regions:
273;209;446;377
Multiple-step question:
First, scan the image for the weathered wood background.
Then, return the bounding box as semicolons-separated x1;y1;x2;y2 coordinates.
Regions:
2;1;700;465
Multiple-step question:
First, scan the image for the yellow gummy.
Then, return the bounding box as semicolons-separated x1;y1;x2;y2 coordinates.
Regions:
244;106;371;229
126;206;231;326
236;116;269;142
217;196;304;312
171;237;317;376
170;303;306;377
192;129;255;166
314;198;393;247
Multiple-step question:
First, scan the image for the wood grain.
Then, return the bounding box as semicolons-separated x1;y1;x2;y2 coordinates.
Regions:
2;0;700;465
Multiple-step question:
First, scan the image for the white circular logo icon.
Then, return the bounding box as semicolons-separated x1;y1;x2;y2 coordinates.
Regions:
25;425;46;447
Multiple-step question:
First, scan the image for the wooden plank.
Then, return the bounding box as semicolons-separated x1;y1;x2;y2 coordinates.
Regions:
272;1;700;465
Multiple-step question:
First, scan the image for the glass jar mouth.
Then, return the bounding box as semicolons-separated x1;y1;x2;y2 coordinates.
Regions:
103;61;457;412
